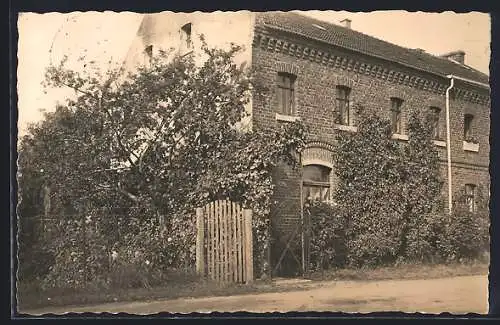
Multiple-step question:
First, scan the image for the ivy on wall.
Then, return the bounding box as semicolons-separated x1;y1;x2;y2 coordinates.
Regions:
307;104;488;270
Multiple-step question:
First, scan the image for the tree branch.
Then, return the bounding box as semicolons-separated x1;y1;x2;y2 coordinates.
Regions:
55;77;99;100
117;181;139;203
137;92;193;172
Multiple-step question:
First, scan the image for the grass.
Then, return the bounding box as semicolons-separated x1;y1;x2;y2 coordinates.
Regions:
17;274;281;312
306;259;489;282
17;260;489;313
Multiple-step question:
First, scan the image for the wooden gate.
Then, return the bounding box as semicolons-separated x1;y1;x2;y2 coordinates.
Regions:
195;199;253;284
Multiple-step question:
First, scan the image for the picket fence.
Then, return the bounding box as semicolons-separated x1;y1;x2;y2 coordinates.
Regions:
195;199;253;284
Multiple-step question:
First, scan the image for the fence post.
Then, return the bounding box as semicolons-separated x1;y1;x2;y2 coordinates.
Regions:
196;207;205;276
243;209;253;284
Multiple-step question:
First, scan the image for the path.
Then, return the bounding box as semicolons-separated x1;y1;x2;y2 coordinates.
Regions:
20;275;488;315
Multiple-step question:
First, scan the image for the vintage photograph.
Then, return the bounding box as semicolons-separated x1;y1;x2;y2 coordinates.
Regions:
16;10;491;315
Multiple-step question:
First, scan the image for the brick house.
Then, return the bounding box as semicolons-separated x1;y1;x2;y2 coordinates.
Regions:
123;11;490;276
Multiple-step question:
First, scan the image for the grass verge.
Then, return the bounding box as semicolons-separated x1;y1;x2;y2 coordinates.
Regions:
17;276;284;313
306;260;489;282
17;260;489;313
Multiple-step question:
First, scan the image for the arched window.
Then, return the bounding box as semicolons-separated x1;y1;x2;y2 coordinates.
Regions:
302;164;331;203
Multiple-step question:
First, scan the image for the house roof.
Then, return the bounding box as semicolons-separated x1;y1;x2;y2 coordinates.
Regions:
256;12;489;86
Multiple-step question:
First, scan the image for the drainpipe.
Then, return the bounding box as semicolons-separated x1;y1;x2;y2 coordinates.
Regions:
445;77;454;215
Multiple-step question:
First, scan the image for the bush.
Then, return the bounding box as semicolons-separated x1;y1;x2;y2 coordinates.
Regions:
17;246;54;282
305;200;348;271
439;208;489;262
41;217;110;289
436;184;490;262
403;213;447;263
40;211;196;290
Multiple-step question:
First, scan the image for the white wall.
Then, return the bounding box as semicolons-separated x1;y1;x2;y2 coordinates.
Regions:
120;11;255;130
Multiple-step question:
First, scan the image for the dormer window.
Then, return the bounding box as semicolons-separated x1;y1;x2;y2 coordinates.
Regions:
180;23;192;50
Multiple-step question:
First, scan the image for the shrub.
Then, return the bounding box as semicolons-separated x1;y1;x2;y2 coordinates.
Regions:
17;246;54;282
403;213;447;263
305;200;348;271
40;210;197;290
41;217;110;289
438;184;490;262
439;208;489;262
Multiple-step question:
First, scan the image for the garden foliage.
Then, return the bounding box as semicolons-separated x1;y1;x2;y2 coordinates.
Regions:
17;38;306;287
307;105;489;271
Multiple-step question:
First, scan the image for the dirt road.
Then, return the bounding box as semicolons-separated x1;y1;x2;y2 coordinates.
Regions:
20;275;488;315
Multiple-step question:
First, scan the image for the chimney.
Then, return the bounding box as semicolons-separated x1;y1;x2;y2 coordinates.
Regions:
440;50;465;64
340;18;352;29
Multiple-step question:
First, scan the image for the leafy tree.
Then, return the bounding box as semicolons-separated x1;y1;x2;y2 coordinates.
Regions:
17;39;306;280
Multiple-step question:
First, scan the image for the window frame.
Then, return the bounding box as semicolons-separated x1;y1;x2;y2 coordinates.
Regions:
430;106;442;140
302;164;332;203
144;45;153;61
464;113;474;141
276;72;296;116
390;97;404;135
465;183;476;213
180;23;193;51
336;86;351;126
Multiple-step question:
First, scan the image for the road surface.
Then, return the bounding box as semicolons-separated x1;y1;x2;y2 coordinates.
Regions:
20;275;488;315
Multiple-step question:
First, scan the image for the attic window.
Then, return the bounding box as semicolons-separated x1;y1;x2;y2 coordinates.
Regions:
145;45;153;58
312;23;326;31
144;45;153;65
181;22;192;49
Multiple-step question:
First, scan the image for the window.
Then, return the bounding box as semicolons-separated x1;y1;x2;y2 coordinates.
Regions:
464;114;474;141
145;45;153;58
390;98;404;134
465;184;476;213
336;86;351;125
430;106;441;140
302;165;331;203
180;23;192;50
277;72;296;115
144;45;153;65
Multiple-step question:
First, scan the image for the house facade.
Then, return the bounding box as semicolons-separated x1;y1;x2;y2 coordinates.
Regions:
123;11;490;276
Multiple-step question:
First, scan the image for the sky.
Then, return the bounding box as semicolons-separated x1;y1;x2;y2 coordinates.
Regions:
16;10;491;136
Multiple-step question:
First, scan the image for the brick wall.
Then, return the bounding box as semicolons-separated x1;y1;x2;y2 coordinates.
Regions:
252;30;490;274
